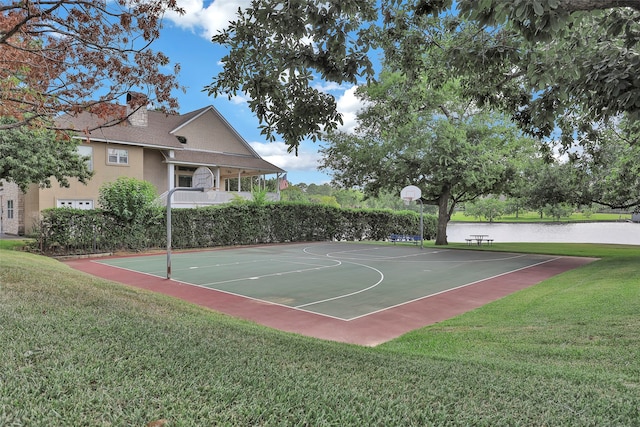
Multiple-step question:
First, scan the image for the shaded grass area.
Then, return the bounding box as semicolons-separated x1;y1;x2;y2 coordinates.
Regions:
1;244;639;425
0;239;32;251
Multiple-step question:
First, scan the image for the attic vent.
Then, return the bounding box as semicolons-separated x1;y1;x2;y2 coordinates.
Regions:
176;136;187;144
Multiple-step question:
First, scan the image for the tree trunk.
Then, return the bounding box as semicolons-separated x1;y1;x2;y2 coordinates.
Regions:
435;188;451;245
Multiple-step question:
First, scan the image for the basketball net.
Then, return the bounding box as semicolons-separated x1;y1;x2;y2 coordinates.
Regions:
402;197;413;207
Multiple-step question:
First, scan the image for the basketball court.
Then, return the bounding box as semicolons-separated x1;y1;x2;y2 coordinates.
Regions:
65;242;596;346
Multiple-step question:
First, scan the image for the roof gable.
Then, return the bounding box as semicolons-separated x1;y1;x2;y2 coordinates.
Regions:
59;103;270;155
169;106;258;156
56;101;285;174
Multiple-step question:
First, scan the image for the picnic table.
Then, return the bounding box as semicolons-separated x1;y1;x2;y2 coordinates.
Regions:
466;234;493;246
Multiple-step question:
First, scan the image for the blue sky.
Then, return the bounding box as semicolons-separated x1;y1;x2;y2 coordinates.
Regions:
152;0;367;185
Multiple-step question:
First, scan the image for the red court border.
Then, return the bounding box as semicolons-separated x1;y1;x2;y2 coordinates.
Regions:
64;250;597;346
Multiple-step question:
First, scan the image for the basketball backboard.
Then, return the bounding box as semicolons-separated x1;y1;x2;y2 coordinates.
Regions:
192;167;214;190
400;185;422;202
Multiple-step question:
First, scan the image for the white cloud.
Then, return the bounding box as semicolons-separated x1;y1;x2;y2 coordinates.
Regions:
335;85;367;134
312;81;345;93
229;93;249;105
167;0;251;39
249;141;322;171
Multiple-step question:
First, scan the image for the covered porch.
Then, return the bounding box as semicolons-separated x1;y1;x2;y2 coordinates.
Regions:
158;150;286;208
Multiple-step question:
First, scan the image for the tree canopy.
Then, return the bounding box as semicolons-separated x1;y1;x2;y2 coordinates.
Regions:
207;0;378;153
320;73;537;244
0;0;185;132
569;117;640;212
441;0;640;143
210;0;640;152
0;117;92;191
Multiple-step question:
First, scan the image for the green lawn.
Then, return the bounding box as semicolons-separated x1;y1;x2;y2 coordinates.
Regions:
450;211;632;222
1;242;639;426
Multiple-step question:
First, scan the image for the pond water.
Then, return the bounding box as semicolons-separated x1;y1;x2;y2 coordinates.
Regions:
446;222;640;245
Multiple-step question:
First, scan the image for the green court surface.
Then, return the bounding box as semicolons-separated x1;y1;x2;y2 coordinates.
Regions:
96;243;559;321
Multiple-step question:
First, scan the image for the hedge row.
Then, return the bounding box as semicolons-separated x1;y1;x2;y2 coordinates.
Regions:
36;203;437;255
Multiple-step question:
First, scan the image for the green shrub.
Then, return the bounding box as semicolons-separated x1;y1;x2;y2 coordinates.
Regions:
36;208;121;255
98;177;159;222
98;177;163;250
36;203;437;255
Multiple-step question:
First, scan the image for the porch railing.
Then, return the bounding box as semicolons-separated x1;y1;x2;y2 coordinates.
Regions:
158;190;280;207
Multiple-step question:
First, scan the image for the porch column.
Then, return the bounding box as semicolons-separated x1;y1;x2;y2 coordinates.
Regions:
277;173;281;195
215;168;220;191
167;151;175;203
167;163;175;190
237;170;241;192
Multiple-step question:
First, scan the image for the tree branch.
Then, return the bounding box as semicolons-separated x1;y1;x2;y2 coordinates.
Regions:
560;0;640;13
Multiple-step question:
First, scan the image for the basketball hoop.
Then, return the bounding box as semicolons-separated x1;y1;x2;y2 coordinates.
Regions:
400;185;424;249
192;167;214;191
400;185;421;202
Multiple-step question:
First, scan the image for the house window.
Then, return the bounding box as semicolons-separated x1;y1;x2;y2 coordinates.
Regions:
7;200;13;219
107;148;128;165
57;200;94;209
178;175;192;187
78;145;93;171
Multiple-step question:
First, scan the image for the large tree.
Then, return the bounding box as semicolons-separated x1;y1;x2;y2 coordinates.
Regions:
0;0;185;132
517;160;577;217
508;116;640;215
320;74;536;245
210;0;640;152
569;117;640;212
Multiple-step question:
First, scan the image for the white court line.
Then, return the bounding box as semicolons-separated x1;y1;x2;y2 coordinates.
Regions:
92;260;166;280
344;257;562;321
295;259;385;309
326;252;532;264
177;283;352;322
303;245;535;265
190;257;330;270
93;259;351;321
96;256;340;278
200;259;342;287
94;244;560;322
186;257;341;272
303;245;447;261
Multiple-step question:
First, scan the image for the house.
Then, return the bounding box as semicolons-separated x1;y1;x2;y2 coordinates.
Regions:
0;94;286;236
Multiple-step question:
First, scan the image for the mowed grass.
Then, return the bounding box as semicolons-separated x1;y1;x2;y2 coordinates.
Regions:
1;243;639;426
450;211;632;222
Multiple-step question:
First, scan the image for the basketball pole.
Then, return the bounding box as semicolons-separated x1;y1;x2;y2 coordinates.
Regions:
166;187;205;279
417;198;424;249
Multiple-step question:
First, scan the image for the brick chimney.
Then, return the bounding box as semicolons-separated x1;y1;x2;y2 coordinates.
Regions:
126;92;148;127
